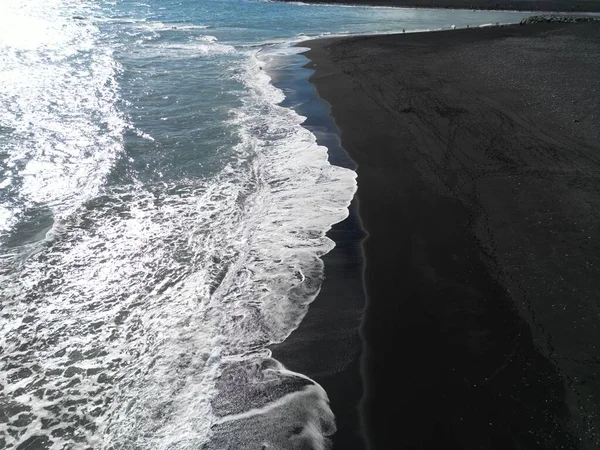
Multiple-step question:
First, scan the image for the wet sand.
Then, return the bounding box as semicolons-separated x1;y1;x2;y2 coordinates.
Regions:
302;22;600;449
268;54;367;449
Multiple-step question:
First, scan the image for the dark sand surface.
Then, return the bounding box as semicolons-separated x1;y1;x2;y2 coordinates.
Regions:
279;0;600;13
303;22;600;449
268;55;367;449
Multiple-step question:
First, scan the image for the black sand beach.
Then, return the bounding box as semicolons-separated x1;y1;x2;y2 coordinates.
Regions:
279;0;600;13
301;22;600;449
268;55;367;449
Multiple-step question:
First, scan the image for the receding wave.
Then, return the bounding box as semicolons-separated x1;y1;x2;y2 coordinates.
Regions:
0;5;355;449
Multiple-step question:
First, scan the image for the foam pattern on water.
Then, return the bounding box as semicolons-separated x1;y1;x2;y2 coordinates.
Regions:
127;23;235;58
0;23;355;450
0;0;126;242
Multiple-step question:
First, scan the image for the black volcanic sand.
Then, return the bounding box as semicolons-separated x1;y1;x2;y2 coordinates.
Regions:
268;53;367;449
303;23;600;450
279;0;600;13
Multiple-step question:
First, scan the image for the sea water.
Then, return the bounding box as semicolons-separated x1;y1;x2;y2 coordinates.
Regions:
0;1;534;448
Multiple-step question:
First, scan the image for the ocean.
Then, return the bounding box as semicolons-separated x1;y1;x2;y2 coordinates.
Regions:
0;1;534;448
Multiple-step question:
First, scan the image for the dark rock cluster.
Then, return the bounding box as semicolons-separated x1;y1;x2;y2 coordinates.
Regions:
521;14;600;24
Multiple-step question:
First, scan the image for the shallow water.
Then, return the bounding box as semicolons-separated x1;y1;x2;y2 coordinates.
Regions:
0;1;535;448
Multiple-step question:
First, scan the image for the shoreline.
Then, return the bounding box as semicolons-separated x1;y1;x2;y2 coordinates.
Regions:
267;50;368;449
277;0;600;13
301;22;600;449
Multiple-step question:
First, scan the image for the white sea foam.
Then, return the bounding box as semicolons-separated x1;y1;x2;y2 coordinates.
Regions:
0;0;357;446
128;35;237;59
1;27;354;450
1;177;242;448
95;17;149;24
172;36;237;57
135;21;211;31
0;0;126;239
193;43;356;449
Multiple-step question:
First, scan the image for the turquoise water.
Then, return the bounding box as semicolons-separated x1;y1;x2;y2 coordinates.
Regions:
0;1;534;448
